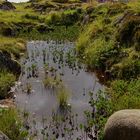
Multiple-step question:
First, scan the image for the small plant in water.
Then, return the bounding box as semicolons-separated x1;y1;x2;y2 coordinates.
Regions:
57;87;70;109
43;74;62;89
26;83;32;94
31;63;37;77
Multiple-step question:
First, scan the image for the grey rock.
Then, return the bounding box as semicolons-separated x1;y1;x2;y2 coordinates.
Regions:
0;51;21;76
0;131;10;140
0;2;16;10
104;109;140;140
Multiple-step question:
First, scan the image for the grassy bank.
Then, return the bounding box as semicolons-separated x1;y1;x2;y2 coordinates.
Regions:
0;0;83;98
76;1;140;139
0;0;84;41
0;108;28;140
77;2;140;80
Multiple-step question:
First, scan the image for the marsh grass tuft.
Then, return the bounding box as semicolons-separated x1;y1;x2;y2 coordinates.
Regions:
57;87;70;109
43;75;62;89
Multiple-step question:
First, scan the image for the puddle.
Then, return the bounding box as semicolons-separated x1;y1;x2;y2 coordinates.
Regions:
15;41;103;140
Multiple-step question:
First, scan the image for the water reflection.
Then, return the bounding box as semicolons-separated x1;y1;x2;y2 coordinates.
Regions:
16;41;103;139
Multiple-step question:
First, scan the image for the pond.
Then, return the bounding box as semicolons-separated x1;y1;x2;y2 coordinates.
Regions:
15;41;103;140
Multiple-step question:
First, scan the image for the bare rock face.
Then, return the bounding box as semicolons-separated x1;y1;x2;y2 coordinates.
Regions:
0;131;10;140
104;109;140;140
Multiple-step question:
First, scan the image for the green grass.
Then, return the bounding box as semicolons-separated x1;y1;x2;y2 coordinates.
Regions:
43;75;62;89
0;36;25;58
0;1;140;139
0;71;16;99
0;108;28;140
76;2;140;139
19;25;81;41
108;79;140;110
76;2;140;80
86;78;140;140
0;0;83;41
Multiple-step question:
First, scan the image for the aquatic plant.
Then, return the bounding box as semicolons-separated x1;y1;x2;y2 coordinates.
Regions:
31;63;38;77
57;87;70;109
44;63;49;74
26;83;32;94
43;75;62;89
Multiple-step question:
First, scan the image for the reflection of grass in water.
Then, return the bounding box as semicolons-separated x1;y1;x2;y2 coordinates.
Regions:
57;87;70;109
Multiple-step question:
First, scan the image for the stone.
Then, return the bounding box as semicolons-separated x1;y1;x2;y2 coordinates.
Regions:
104;109;140;140
0;51;21;76
0;2;16;10
0;131;10;140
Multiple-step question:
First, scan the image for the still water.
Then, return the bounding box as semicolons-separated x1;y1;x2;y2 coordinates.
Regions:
16;41;103;140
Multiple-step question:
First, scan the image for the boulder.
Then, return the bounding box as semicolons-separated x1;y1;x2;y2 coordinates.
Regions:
104;109;140;140
0;131;10;140
0;2;16;10
0;51;21;76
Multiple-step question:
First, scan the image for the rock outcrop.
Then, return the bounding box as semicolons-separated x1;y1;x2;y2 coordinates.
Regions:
0;51;21;76
0;1;16;10
0;131;10;140
104;109;140;140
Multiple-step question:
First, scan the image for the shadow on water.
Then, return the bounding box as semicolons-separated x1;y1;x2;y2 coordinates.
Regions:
15;41;104;140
